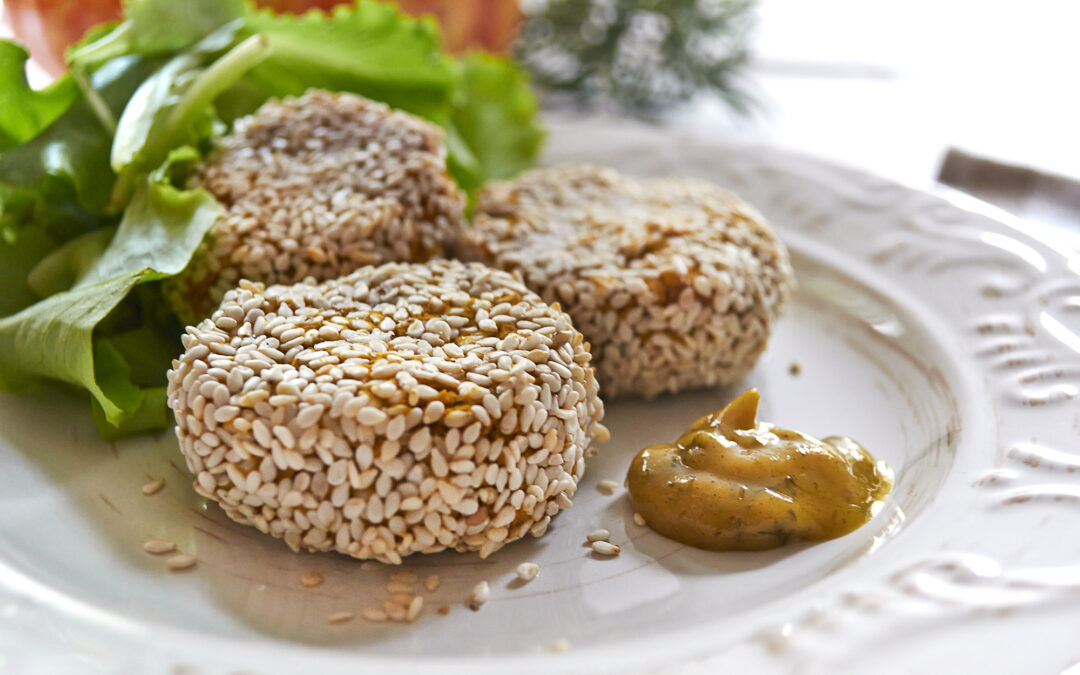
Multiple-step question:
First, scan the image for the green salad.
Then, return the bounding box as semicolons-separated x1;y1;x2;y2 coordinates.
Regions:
0;0;543;441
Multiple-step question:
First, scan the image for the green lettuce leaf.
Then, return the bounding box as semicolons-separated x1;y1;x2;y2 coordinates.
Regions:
0;42;79;151
449;54;544;193
26;226;115;299
0;227;58;317
69;0;249;67
240;3;454;122
0;179;221;424
0;55;161;218
91;386;171;441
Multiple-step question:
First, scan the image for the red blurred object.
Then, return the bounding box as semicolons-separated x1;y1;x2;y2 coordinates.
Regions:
6;0;121;75
401;0;520;55
5;0;522;76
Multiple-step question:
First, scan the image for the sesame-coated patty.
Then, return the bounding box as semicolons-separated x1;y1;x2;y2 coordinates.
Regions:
166;261;607;563
166;90;465;323
458;164;795;398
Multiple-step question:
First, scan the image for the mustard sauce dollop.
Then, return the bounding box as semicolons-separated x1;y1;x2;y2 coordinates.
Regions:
626;389;893;551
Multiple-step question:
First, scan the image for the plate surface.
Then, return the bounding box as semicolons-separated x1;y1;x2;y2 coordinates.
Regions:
1;118;1078;674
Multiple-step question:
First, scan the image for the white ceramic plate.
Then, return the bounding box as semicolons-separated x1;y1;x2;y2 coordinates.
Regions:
2;118;1078;675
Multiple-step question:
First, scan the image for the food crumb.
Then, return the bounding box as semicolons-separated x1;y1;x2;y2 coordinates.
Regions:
591;541;621;557
143;539;176;555
327;611;354;625
516;562;540;583
300;572;323;588
789;361;801;376
437;605;451;616
141;478;166;496
166;553;197;571
596;479;619;495
468;580;490;611
549;638;571;653
424;574;440;592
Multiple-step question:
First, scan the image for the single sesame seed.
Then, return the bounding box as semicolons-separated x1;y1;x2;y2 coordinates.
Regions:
327;611;355;625
468;580;490;611
300;572;323;588
361;607;388;622
591;541;621;556
141;478;166;496
596;479;619;495
633;512;647;527
549;638;571;653
385;602;407;622
406;595;424;622
143;539;176;555
357;407;387;426
516;562;540;583
166;554;197;571
424;574;440;592
586;529;610;542
387;581;414;594
296;404;324;428
437;605;450;616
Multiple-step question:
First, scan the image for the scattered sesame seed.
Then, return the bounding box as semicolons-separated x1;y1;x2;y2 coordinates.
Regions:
361;607;388;623
596;479;619;495
327;611;355;625
406;595;424;622
586;529;611;542
390;572;419;585
300;572;323;588
143;539;176;555
141;478;166;496
387;581;414;594
591;541;621;556
437;605;451;616
468;580;490;611
549;638;571;653
384;602;408;622
516;562;540;583
459;164;795;398
424;574;440;592
166;554;197;571
633;512;647;527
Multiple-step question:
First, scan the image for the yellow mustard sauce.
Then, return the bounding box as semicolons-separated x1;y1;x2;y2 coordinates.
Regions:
626;388;893;551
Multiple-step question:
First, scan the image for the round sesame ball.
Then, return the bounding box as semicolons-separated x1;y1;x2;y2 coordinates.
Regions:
166;90;465;323
457;164;795;398
166;260;607;563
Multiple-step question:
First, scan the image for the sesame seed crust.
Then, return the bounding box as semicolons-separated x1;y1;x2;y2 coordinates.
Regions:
458;164;795;398
168;90;465;323
166;260;606;563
